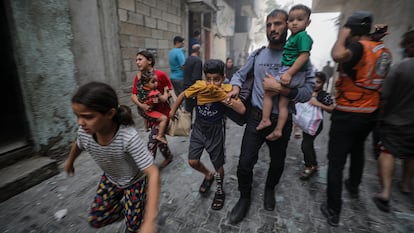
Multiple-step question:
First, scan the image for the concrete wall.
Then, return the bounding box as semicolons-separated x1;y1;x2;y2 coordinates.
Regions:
68;0;123;87
9;0;78;156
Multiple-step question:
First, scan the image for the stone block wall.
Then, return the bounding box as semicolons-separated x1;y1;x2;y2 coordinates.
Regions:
118;0;187;91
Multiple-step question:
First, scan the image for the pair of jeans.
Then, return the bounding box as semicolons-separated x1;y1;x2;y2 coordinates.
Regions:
326;109;377;213
301;124;323;167
237;108;292;198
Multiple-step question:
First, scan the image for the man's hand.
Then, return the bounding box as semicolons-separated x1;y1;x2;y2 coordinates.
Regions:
263;73;282;94
371;24;389;41
338;27;352;41
226;85;240;102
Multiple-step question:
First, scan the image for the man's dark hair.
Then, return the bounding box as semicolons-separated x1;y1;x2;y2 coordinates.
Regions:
266;9;288;45
290;4;311;18
400;30;414;48
203;59;225;76
266;9;288;22
173;36;184;44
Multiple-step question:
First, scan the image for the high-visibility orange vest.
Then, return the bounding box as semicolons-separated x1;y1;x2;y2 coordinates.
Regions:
335;40;392;113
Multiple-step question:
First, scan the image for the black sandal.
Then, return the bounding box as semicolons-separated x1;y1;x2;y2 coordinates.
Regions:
211;191;225;210
372;195;390;212
199;175;214;194
300;166;318;180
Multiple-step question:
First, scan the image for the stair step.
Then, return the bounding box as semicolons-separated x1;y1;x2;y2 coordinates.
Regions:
0;156;59;202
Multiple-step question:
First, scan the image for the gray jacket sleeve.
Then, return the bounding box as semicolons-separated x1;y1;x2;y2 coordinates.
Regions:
292;64;315;103
230;50;259;88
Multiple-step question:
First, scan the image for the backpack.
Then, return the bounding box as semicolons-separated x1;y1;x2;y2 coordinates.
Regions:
226;46;266;125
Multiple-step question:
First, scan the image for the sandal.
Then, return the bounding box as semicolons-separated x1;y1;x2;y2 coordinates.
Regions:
211;191;225;210
372;195;390;212
398;181;411;195
159;159;172;170
199;175;214;194
300;166;318;180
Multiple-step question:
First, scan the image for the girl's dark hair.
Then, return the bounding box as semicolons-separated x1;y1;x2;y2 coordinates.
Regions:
315;71;327;83
72;82;134;126
203;59;225;76
136;50;156;67
140;70;156;85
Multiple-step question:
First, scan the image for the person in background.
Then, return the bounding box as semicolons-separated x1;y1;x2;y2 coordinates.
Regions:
320;11;392;227
322;61;334;92
170;59;246;211
169;36;186;95
225;57;239;83
65;82;160;233
183;44;203;114
299;71;335;180
189;30;201;55
372;30;414;212
227;9;314;224
131;50;174;169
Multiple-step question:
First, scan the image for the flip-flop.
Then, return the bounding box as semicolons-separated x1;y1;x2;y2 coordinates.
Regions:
372;195;390;212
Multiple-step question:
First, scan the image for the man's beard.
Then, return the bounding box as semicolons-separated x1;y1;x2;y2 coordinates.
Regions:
268;30;287;46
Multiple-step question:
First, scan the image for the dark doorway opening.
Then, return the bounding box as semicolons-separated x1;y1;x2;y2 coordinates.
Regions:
0;1;30;156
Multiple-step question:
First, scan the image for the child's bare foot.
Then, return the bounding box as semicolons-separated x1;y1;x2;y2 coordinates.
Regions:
265;130;282;141
156;136;168;144
256;120;272;131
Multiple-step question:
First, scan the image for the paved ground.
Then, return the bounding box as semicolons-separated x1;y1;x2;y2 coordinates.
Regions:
0;115;413;233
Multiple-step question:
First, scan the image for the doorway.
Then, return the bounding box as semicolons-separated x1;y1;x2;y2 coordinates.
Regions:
0;1;30;155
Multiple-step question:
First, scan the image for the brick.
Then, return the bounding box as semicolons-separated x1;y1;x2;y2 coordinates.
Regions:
118;0;135;11
144;16;157;29
118;9;127;22
157;19;168;31
127;12;144;25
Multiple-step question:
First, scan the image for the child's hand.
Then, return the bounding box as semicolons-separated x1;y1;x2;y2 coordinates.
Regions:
280;73;291;86
63;160;75;175
142;103;151;111
169;110;176;119
309;97;320;107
